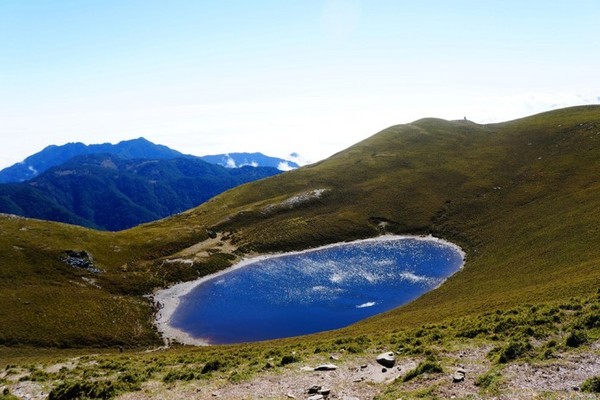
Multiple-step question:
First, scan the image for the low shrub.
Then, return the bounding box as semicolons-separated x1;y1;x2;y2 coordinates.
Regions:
580;314;600;329
201;360;222;374
475;370;502;390
565;330;587;348
580;376;600;393
402;358;443;382
279;355;301;366
1;386;19;400
162;369;196;383
494;340;531;363
48;380;116;400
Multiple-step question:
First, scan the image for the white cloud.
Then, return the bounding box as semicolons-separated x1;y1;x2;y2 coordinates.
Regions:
224;154;237;168
277;161;295;171
239;160;259;168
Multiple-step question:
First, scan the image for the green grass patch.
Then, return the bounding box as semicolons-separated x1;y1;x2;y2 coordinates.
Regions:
475;369;503;395
581;376;600;393
402;358;443;382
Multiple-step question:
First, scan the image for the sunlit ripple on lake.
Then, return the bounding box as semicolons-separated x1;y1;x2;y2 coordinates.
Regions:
171;236;464;344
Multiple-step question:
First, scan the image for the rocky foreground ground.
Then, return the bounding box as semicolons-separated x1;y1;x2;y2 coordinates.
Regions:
3;339;599;400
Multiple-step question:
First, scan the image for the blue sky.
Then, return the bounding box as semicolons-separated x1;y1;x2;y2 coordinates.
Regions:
1;0;599;168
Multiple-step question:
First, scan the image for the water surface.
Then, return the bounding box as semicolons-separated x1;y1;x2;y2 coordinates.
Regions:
171;236;464;344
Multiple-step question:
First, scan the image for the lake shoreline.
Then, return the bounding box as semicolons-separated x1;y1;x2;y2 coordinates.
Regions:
153;234;465;346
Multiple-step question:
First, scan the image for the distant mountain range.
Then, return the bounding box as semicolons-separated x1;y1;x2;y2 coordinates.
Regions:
0;137;298;183
0;153;280;231
200;152;299;171
0;138;185;183
0;138;294;230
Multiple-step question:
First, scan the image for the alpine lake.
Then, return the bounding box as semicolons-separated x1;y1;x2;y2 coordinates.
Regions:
170;236;465;344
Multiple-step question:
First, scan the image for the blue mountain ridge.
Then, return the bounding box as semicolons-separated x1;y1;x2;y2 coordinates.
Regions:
0;153;281;231
0;138;298;183
200;152;300;170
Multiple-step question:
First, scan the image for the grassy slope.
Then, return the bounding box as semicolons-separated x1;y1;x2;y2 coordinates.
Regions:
0;215;211;347
164;105;600;333
0;105;598;348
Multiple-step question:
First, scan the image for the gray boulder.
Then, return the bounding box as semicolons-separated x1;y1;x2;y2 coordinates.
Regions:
376;351;396;368
314;364;338;371
452;368;466;383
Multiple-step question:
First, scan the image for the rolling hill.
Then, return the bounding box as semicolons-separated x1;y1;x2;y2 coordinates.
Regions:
0;105;598;355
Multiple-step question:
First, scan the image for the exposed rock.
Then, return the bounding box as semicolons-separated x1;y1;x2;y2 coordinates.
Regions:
319;387;331;396
62;250;102;273
452;368;466;383
307;395;324;400
314;364;338;371
376;351;396;368
262;188;330;215
307;385;321;394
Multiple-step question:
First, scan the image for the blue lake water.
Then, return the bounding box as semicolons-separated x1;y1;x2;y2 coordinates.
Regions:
170;236;464;344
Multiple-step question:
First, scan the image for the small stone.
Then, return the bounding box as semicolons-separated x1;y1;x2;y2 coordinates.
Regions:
382;367;387;373
376;351;396;368
307;395;324;400
308;386;322;394
330;354;339;361
264;362;275;369
360;364;368;369
452;373;465;383
319;388;331;396
396;366;402;371
314;364;338;371
285;394;296;399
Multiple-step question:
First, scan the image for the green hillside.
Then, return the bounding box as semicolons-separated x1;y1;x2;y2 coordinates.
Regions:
1;105;598;350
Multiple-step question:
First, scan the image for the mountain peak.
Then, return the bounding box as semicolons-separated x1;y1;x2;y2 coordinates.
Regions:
0;138;185;183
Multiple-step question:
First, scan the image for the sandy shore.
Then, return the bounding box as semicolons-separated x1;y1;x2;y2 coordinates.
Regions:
153;279;211;346
153;234;465;346
153;253;274;345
